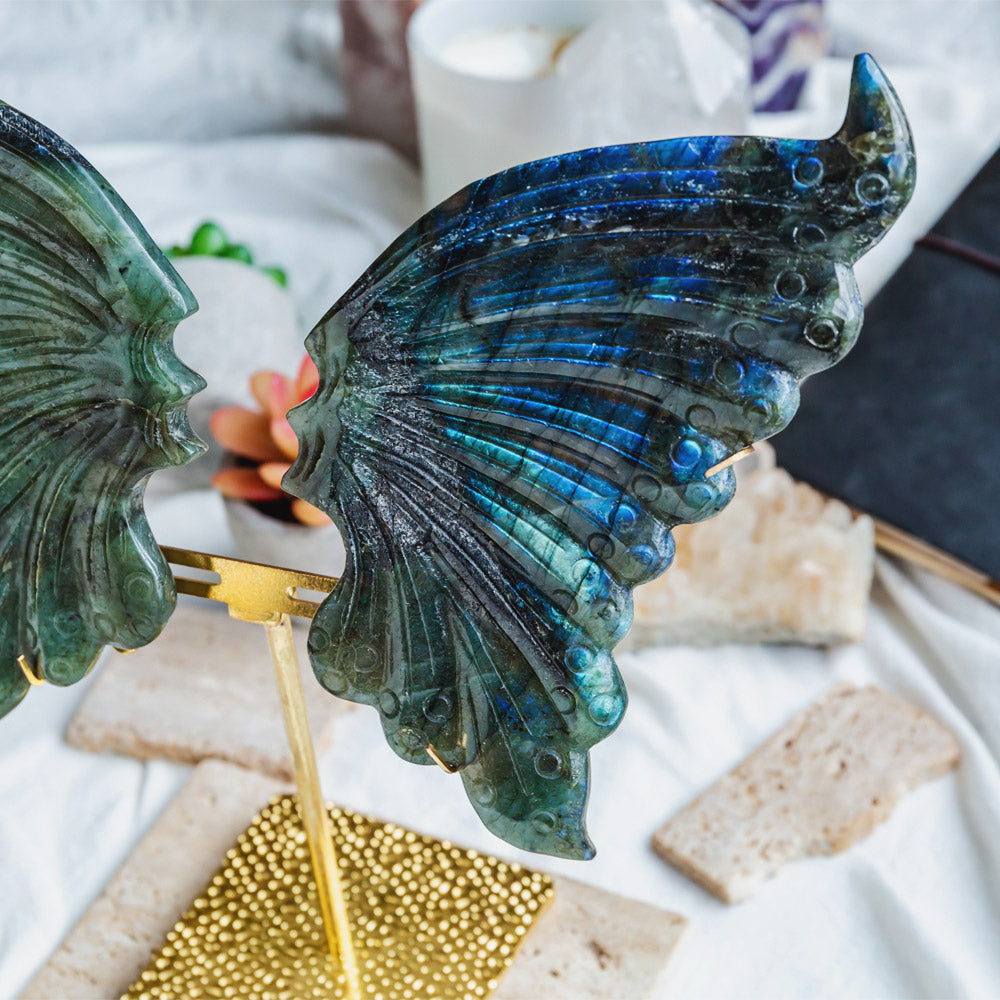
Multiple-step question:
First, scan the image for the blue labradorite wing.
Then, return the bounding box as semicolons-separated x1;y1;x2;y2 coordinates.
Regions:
0;102;206;717
284;55;915;859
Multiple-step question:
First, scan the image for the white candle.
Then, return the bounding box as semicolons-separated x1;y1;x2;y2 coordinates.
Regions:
408;0;606;206
437;24;577;80
408;0;750;208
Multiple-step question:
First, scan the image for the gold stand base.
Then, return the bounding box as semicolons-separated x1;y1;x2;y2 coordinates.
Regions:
125;795;554;1000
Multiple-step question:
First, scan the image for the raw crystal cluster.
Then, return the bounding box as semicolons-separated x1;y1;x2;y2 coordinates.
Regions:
0;101;204;718
558;0;752;146
284;55;915;859
622;443;875;648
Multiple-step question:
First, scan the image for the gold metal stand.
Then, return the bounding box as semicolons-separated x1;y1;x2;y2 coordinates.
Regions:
161;547;361;999
138;546;553;1000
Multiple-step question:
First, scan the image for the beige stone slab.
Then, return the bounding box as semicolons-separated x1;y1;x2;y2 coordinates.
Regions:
493;878;685;1000
24;760;686;1000
652;684;960;903
66;600;353;782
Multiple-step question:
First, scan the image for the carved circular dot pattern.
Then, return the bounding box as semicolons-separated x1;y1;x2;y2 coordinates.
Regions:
729;321;762;349
628;544;659;572
533;749;562;779
631;473;662;502
322;668;348;696
804;317;841;349
793;155;824;187
354;645;378;674
775;270;807;301
471;780;496;806
124;571;155;601
856;171;890;205
551;686;576;713
379;688;400;717
309;627;331;653
671;437;702;469
529;810;557;835
793;223;826;248
587;533;614;559
565;644;593;674
685;481;716;510
589;694;623;727
423;691;453;723
686;403;717;431
612;502;638;534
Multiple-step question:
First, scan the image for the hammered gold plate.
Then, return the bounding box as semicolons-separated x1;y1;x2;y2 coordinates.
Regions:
125;795;554;999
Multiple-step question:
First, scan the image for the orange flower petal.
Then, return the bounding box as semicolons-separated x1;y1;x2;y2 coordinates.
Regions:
248;372;275;415
211;467;285;502
249;371;292;418
210;407;286;462
270;416;299;460
295;355;319;402
258;461;291;491
291;498;331;526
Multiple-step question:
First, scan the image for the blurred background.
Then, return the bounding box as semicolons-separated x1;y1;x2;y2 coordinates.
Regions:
2;3;1000;999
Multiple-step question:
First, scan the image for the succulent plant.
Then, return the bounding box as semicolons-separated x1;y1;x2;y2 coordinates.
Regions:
167;220;288;288
210;357;329;526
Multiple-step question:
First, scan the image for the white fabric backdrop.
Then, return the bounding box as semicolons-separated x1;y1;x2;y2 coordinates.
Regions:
0;2;999;997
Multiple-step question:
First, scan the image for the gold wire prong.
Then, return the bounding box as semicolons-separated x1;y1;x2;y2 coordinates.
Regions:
17;654;44;686
265;614;361;998
426;744;459;774
706;445;755;478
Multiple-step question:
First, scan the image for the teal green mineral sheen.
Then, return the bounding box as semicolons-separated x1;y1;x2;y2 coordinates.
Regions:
283;54;916;860
0;102;205;717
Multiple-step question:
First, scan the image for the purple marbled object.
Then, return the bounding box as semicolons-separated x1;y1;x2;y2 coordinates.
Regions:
715;1;828;111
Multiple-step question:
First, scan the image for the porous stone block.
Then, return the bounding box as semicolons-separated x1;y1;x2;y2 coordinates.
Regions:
67;601;351;781
623;444;875;648
652;684;960;903
24;760;686;999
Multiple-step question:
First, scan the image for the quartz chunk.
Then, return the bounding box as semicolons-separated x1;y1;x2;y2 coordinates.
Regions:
622;444;875;648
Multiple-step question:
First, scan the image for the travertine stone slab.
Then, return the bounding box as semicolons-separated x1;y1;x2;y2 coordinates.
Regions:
67;601;352;781
24;760;686;1000
494;878;685;1000
622;444;875;648
652;684;960;903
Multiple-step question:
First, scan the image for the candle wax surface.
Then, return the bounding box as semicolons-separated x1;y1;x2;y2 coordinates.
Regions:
438;24;579;80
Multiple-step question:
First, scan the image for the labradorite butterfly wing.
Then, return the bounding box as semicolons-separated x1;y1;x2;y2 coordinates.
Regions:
286;53;915;859
0;102;205;717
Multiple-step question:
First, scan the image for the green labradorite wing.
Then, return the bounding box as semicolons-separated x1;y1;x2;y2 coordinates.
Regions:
0;102;206;717
283;54;915;859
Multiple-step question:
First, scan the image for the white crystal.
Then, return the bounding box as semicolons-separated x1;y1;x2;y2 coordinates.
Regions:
438;23;575;80
621;444;875;648
410;0;752;206
556;0;752;147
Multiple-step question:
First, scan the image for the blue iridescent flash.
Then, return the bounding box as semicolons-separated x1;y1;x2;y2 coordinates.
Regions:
284;54;915;859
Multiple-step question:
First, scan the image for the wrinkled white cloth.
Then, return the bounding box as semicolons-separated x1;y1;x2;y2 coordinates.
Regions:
0;0;345;143
0;30;999;1000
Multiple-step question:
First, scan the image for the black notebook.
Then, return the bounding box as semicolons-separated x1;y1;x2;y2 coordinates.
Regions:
775;148;1000;585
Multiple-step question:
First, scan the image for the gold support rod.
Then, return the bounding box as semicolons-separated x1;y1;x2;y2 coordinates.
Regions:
265;614;362;999
161;547;361;997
